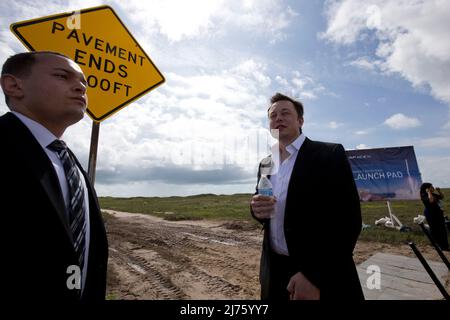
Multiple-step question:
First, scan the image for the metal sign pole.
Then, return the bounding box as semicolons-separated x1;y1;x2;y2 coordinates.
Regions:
87;121;100;186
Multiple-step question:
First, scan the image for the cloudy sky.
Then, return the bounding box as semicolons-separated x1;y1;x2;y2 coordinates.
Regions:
1;0;449;196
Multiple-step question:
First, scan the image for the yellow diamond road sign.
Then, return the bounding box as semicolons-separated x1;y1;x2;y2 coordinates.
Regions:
10;5;165;122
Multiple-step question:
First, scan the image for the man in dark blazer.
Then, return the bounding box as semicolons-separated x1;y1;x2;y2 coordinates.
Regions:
0;51;108;301
251;93;363;300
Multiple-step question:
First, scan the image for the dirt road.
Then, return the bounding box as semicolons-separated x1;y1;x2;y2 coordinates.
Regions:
104;210;449;299
104;210;262;299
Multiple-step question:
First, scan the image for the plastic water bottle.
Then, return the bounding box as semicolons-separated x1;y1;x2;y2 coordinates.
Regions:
258;175;273;196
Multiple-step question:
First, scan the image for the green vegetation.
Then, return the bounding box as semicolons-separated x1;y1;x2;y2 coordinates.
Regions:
357;188;449;244
99;188;450;245
100;193;254;222
105;293;117;300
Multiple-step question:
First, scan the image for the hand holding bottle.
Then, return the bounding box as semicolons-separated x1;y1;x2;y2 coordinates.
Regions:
251;175;276;219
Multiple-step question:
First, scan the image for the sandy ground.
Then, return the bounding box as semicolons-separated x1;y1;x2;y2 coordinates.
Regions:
103;210;450;300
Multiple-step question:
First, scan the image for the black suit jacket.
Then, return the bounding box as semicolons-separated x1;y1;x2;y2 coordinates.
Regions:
252;137;364;300
0;112;108;301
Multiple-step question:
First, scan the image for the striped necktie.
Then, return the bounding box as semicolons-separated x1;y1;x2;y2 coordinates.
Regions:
47;140;86;273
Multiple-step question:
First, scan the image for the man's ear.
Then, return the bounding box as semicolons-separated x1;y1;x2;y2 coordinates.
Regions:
298;116;304;128
0;74;24;100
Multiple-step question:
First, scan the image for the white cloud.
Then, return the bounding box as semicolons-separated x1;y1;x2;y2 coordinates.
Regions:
275;75;288;86
416;136;450;149
356;144;368;149
163;59;271;108
329;121;343;129
321;0;450;106
348;56;380;71
384;113;421;130
443;120;450;130
418;156;450;187
292;77;308;89
299;91;317;100
112;0;221;42
231;59;271;88
355;130;368;135
273;70;325;101
112;0;297;42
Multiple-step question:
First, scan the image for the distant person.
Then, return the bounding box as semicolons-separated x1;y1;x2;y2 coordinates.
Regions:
250;93;364;300
420;183;449;251
0;51;108;301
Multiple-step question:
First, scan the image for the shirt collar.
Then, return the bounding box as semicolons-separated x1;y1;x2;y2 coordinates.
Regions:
271;133;305;156
286;133;305;155
269;133;306;173
11;111;59;149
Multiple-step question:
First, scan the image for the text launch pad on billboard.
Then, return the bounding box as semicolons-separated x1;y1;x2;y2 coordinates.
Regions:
346;146;422;201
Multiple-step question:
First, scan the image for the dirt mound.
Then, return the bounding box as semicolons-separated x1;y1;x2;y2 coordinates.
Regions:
216;221;259;231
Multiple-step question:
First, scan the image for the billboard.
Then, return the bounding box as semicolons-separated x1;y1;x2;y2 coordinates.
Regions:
346;146;422;201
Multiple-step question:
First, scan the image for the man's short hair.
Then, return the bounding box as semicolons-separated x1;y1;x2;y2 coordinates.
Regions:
1;51;70;107
268;92;304;118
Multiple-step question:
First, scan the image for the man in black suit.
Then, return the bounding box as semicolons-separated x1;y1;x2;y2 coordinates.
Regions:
251;93;363;300
0;51;108;301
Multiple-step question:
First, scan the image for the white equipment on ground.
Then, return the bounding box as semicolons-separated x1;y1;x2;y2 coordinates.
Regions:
374;201;411;232
413;214;429;229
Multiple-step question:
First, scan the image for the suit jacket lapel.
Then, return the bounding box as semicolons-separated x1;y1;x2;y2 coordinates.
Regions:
286;137;313;206
4;113;74;244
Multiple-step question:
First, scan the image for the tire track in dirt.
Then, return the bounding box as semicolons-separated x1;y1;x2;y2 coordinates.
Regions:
108;242;187;299
104;210;262;299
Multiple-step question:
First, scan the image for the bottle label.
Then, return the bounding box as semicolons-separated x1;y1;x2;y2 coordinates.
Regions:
258;188;273;196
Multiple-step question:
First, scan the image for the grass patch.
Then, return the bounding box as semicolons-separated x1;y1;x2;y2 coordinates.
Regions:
105;293;117;300
99;188;450;245
100;193;253;221
358;188;449;244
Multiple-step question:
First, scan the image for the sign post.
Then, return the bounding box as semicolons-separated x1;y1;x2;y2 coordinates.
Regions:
10;5;165;185
88;122;100;185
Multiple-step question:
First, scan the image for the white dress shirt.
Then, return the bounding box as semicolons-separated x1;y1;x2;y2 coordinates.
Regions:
269;133;305;256
12;111;90;292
